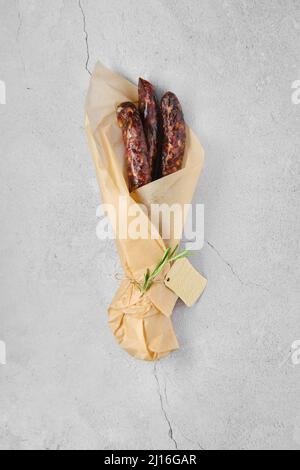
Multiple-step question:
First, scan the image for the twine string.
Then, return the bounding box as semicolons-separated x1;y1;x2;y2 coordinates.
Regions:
113;245;191;296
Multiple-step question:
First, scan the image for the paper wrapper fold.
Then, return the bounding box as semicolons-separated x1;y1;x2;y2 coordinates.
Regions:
85;63;205;361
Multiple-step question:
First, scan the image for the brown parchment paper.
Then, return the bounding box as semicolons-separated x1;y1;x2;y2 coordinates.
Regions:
85;63;205;361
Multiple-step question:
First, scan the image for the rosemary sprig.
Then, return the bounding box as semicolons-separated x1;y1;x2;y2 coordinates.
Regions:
140;245;191;296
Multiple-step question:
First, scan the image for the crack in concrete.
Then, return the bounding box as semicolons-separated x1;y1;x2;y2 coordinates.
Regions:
206;240;244;284
178;429;206;451
78;0;92;75
154;363;178;450
163;381;169;406
15;0;27;83
16;2;22;39
206;240;270;292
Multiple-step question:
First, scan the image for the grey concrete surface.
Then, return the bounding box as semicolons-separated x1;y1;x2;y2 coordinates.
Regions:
0;0;299;450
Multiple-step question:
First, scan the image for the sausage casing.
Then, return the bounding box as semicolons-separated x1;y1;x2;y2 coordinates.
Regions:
138;78;160;178
161;92;186;177
117;102;151;192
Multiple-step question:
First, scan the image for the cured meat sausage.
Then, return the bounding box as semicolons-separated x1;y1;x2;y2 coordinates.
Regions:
161;92;186;177
117;102;151;192
138;78;160;179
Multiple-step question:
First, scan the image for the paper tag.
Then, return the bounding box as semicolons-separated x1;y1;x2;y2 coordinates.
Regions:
164;258;207;307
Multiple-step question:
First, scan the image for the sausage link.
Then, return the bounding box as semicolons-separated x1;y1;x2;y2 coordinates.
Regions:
138;78;160;179
161;92;186;177
117;102;151;192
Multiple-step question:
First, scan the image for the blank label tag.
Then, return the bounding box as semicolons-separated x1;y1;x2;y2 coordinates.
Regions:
164;258;207;307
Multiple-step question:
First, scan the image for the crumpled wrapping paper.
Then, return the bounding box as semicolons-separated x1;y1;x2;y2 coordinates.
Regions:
85;63;205;361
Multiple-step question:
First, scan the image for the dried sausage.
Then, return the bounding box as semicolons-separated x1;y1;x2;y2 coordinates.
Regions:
117;102;151;192
138;78;160;178
161;92;186;177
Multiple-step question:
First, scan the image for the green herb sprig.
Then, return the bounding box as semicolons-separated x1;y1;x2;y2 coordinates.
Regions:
140;245;191;296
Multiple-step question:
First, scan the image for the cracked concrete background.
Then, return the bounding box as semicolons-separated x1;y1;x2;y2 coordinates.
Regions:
0;0;300;450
